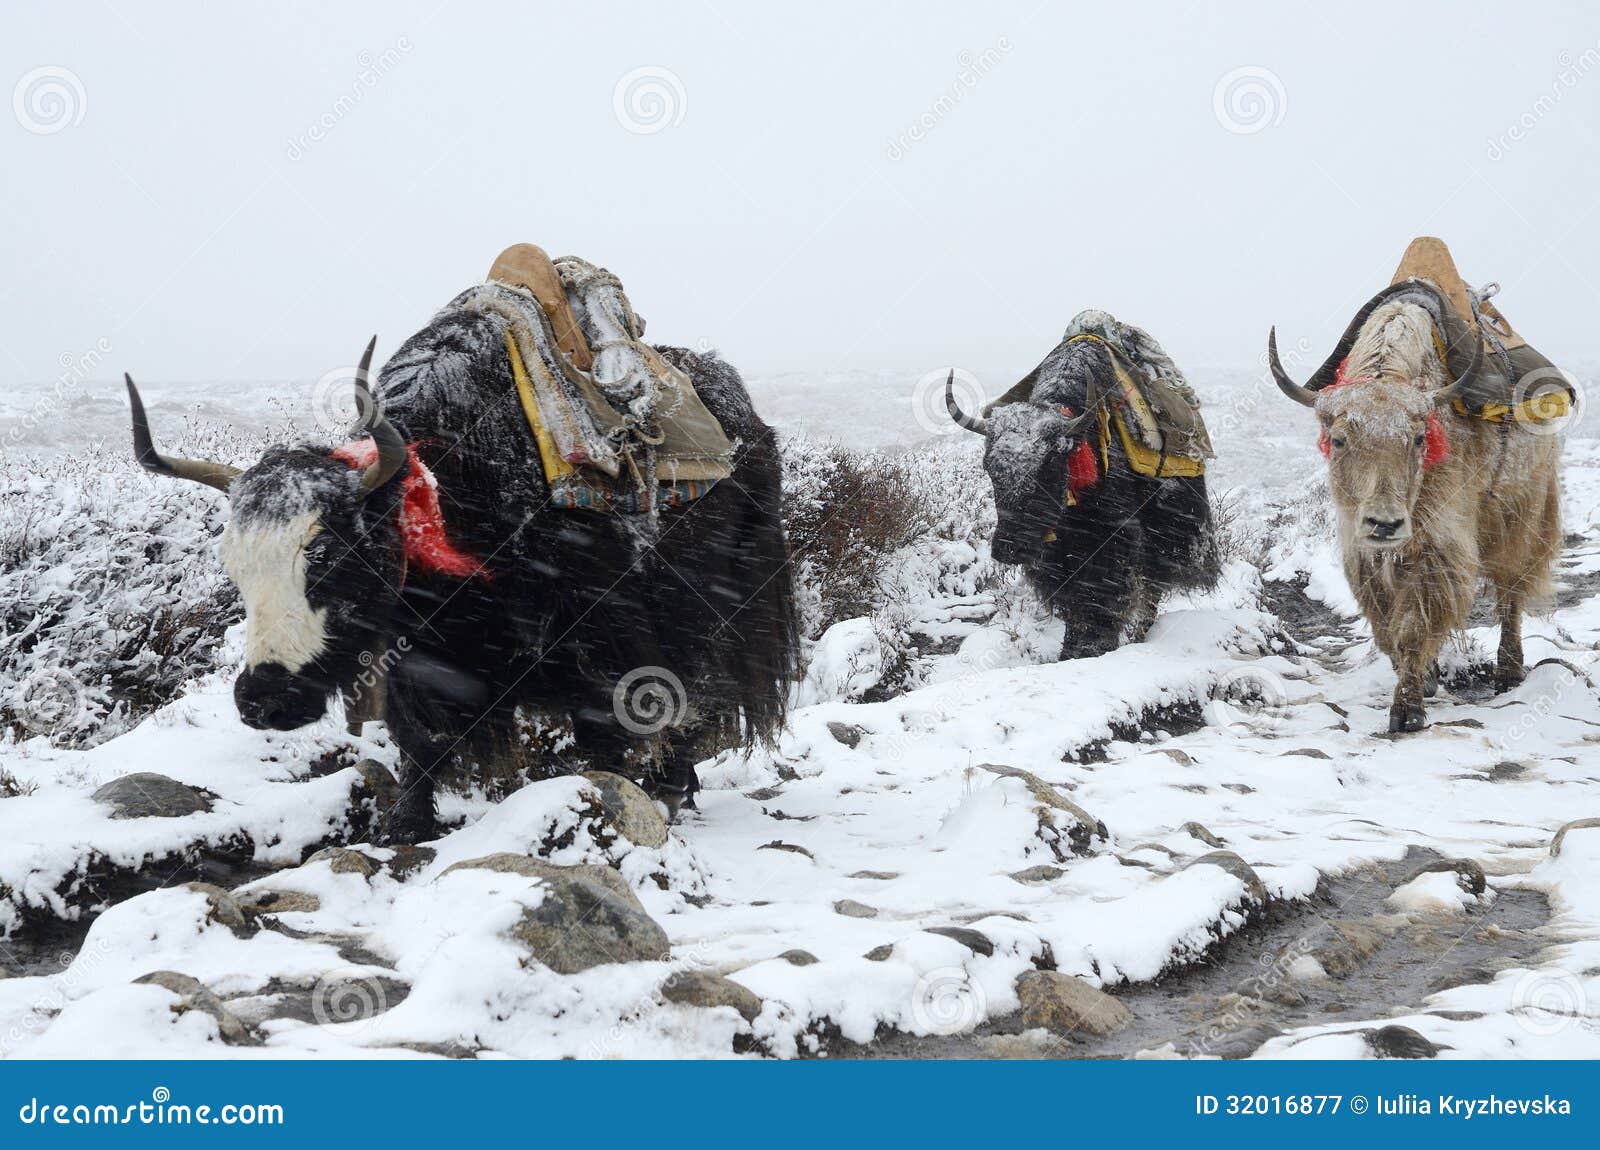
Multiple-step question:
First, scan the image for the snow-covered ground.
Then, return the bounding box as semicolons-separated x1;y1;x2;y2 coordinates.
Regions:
3;362;1600;1059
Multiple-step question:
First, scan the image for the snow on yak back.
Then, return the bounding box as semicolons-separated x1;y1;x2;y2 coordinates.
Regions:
1268;248;1565;733
125;288;799;844
946;313;1220;660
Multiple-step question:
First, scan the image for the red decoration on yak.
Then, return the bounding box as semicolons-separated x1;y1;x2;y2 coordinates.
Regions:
1060;406;1100;497
1422;410;1450;469
331;441;484;580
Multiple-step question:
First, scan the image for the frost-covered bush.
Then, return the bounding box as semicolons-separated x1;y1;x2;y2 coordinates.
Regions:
781;434;1011;700
0;419;263;747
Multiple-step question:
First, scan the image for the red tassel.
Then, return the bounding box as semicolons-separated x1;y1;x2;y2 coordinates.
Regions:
1423;410;1450;469
1317;427;1332;459
1068;439;1100;495
1058;406;1100;497
331;441;485;580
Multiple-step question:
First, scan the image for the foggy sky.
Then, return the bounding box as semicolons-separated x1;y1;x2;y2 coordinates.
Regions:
5;1;1600;389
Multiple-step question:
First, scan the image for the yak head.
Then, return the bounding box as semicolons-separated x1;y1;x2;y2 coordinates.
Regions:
1267;306;1481;552
126;339;408;730
945;372;1093;566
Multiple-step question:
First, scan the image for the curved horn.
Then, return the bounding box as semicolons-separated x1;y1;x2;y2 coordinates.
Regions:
125;374;241;492
1433;330;1484;409
945;370;989;435
1267;328;1317;408
352;336;407;496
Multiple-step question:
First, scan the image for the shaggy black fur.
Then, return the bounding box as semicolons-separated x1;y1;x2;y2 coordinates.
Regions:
974;337;1219;659
227;299;798;844
377;309;798;840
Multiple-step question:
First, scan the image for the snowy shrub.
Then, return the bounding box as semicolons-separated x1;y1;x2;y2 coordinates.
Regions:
0;419;263;747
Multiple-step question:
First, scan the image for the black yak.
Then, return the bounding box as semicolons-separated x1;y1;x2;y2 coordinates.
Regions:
126;296;799;844
946;328;1219;659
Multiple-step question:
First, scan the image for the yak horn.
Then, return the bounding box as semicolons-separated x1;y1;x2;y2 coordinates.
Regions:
1267;328;1317;408
1433;332;1484;409
125;374;241;492
352;335;407;496
945;370;989;434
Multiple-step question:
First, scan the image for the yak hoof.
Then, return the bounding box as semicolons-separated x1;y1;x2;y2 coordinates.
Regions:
1387;705;1427;734
375;809;438;847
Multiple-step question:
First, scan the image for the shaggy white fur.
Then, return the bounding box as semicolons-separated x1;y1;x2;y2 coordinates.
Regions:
218;510;328;672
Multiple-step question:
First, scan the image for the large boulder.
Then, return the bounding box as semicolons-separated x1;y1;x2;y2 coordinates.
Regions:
134;970;257;1046
91;773;212;819
660;971;762;1022
502;870;669;974
581;771;668;848
978;764;1108;859
1014;971;1131;1037
442;853;645;912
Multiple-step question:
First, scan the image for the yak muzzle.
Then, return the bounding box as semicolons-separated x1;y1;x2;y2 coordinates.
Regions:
234;662;330;731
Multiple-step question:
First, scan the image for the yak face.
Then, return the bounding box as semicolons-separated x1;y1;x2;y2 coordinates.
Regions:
125;338;408;733
1267;301;1482;554
221;448;403;730
982;402;1088;566
1316;383;1434;551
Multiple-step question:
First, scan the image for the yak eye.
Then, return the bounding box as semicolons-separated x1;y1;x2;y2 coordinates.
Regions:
1329;436;1346;449
1413;433;1425;447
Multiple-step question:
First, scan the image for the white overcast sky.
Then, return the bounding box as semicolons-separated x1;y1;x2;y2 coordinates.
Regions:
4;1;1600;386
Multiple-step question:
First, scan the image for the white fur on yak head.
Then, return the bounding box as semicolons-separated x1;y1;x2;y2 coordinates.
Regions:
125;338;409;731
1268;301;1482;551
944;371;1094;565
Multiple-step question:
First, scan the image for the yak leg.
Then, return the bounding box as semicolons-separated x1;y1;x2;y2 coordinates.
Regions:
374;669;450;845
1386;613;1440;734
1058;520;1138;660
1494;590;1526;690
